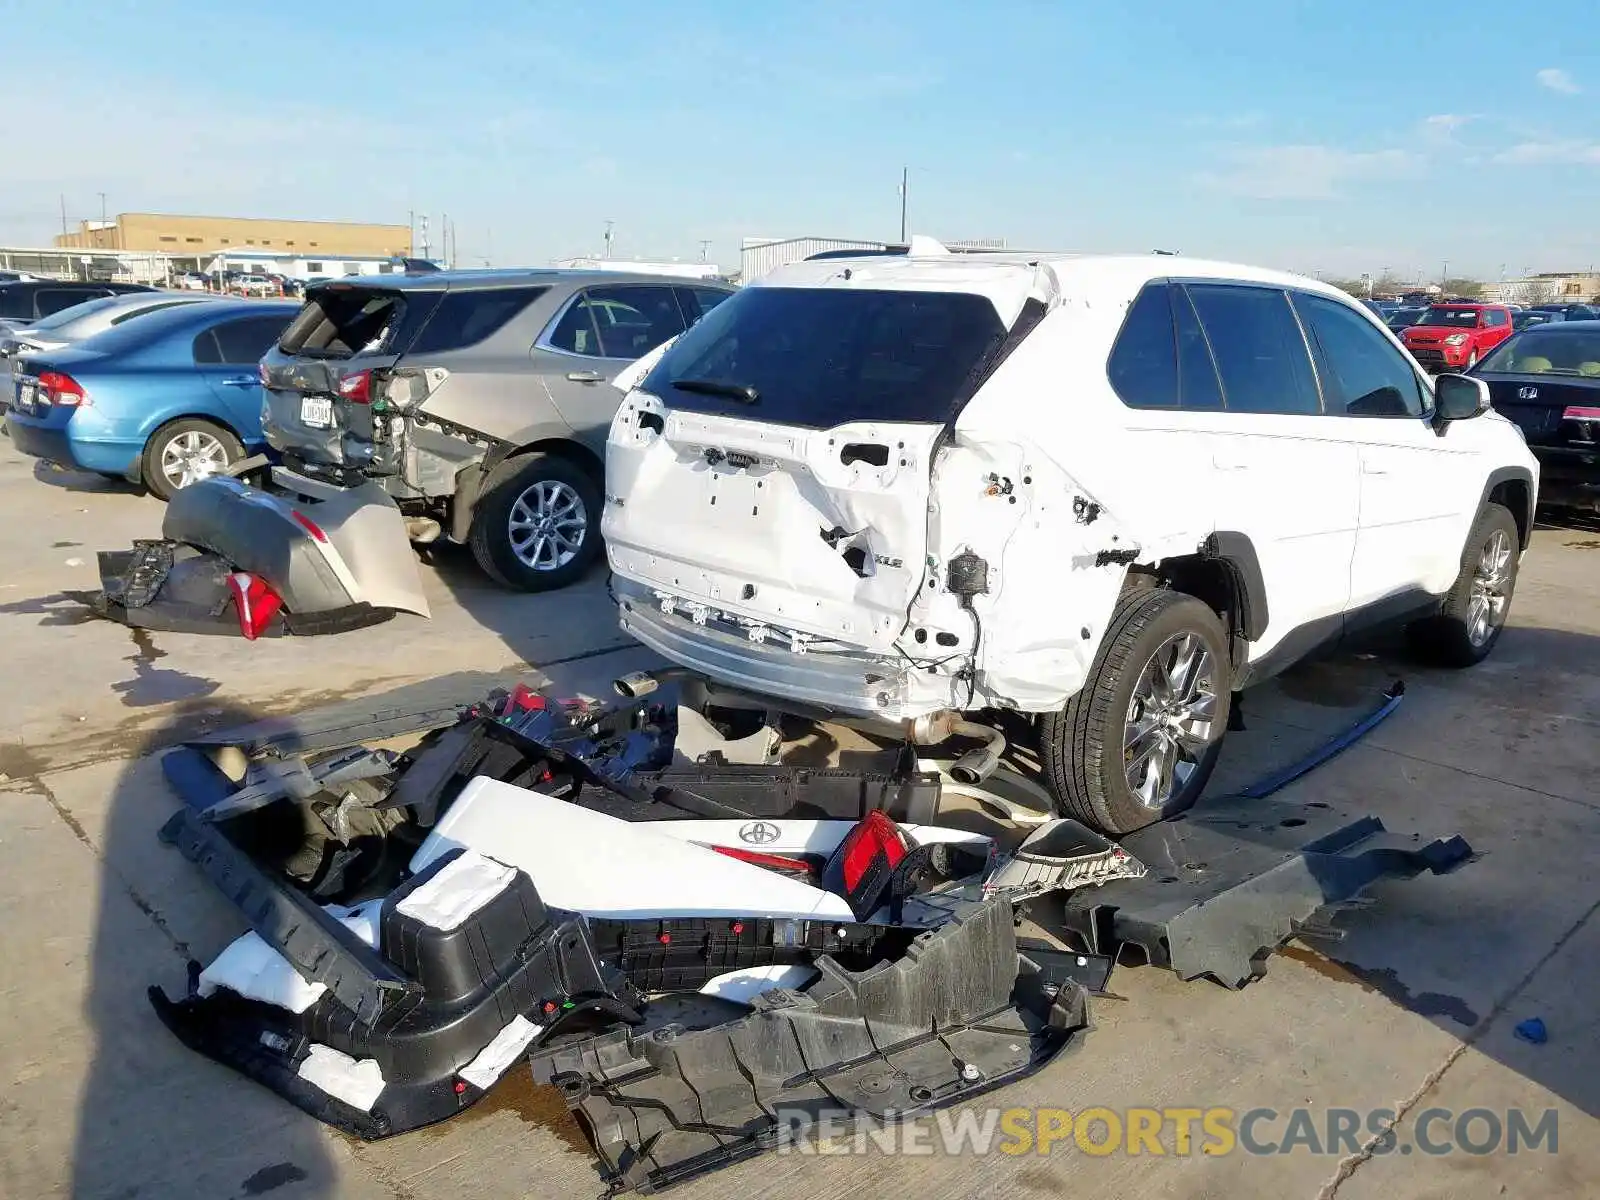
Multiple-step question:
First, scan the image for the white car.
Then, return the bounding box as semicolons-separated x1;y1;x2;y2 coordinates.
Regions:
602;249;1538;835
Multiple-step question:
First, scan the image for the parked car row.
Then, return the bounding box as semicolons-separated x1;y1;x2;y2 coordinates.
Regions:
1;270;734;584
1;274;298;497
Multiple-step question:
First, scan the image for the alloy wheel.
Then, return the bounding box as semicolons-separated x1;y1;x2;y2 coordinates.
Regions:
160;430;229;490
508;479;588;571
1467;529;1513;646
1123;631;1219;809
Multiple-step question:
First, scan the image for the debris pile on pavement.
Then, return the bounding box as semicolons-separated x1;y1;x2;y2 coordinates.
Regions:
148;678;1473;1194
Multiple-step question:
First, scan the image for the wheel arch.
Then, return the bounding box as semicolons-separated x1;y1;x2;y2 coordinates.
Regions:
1481;467;1534;550
451;435;605;541
143;410;247;450
1136;531;1269;672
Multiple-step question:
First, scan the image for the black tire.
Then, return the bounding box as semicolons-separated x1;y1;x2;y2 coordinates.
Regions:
1040;588;1233;836
141;417;243;501
468;451;602;592
1406;502;1520;667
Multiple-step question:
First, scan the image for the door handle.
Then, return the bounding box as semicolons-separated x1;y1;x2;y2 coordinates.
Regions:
221;376;257;387
1362;462;1391;475
566;370;603;383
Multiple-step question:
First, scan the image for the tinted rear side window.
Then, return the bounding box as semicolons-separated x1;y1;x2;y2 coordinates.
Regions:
278;287;440;359
1107;283;1225;410
407;286;547;355
1186;284;1322;414
642;286;1008;428
37;288;109;317
1107;284;1178;407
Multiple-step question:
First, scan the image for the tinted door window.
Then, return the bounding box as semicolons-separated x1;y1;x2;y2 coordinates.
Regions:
1294;292;1425;418
587;286;688;359
408;286;547;355
1186;284;1322;414
1106;283;1178;407
213;315;295;364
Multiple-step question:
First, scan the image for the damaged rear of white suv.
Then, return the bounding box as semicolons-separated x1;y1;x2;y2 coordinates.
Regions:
603;249;1538;835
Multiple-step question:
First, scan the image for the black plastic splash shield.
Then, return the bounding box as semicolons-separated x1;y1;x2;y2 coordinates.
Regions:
1043;793;1473;988
530;899;1091;1195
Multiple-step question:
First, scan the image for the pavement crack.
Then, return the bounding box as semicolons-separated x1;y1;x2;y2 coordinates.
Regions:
29;775;193;963
1316;893;1600;1199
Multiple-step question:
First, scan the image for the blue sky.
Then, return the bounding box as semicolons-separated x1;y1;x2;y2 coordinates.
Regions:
3;0;1597;280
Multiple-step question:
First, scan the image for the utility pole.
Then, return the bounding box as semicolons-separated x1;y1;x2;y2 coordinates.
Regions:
441;212;448;265
408;209;415;256
603;220;615;259
1441;260;1449;285
59;194;67;236
898;166;908;243
98;192;106;224
419;214;430;260
699;239;711;263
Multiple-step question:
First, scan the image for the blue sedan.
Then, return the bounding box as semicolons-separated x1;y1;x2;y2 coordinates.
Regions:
7;299;298;499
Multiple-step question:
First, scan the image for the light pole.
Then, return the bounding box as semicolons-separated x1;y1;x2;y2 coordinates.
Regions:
898;166;908;243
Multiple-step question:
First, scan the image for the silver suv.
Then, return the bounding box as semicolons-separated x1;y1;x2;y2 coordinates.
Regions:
260;270;734;590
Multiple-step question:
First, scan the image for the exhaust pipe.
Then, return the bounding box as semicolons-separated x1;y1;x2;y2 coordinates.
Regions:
905;710;1007;784
613;667;700;699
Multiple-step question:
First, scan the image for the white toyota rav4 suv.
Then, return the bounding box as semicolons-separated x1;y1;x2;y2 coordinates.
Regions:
602;251;1538;836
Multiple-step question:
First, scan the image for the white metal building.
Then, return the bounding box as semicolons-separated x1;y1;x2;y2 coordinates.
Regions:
552;257;724;280
204;248;443;281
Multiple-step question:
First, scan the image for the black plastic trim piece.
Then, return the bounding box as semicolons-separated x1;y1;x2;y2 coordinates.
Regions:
1200;530;1269;640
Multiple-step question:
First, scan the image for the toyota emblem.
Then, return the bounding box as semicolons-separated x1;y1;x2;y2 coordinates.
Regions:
738;820;781;845
1519;386;1539;400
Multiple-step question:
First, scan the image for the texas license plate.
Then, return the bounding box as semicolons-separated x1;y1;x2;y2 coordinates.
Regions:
300;395;334;428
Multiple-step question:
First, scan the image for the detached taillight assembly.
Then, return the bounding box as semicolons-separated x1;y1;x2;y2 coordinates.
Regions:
38;371;89;407
337;368;373;404
226;572;284;640
823;810;916;919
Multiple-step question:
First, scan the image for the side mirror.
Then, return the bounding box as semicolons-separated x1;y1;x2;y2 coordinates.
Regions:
1432;373;1490;433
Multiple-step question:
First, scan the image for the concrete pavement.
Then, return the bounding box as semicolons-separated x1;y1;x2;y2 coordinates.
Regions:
0;435;1595;1199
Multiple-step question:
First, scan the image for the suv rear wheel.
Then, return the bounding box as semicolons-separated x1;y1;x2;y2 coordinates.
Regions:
468;452;602;592
1040;588;1233;836
1407;501;1519;666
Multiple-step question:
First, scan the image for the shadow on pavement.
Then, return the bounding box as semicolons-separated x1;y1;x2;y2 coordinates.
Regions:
30;458;144;495
70;701;346;1200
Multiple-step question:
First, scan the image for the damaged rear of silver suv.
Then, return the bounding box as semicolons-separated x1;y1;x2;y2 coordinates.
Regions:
604;250;1166;834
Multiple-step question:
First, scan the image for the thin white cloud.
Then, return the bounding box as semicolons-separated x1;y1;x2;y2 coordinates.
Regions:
1494;139;1600;165
1537;68;1581;94
1197;144;1420;201
1419;113;1473;145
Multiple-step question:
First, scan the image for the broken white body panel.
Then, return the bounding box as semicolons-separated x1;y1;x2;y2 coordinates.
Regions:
603;251;1538;721
411;778;860;921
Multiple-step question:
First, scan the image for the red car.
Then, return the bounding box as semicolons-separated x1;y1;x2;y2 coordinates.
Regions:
1399;303;1514;371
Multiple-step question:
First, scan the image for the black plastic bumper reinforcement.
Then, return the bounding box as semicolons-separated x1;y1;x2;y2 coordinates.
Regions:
1043;793;1472;988
531;899;1090;1196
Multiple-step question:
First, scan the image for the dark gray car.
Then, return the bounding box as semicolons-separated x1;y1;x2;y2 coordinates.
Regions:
259;270;734;590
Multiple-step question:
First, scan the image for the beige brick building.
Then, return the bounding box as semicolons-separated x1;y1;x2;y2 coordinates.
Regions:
55;213;412;258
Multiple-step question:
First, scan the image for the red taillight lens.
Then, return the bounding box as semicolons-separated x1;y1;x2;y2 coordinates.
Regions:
337;369;372;404
226;572;284;640
838;810;909;893
38;371;88;407
290;511;327;542
1563;406;1600;421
